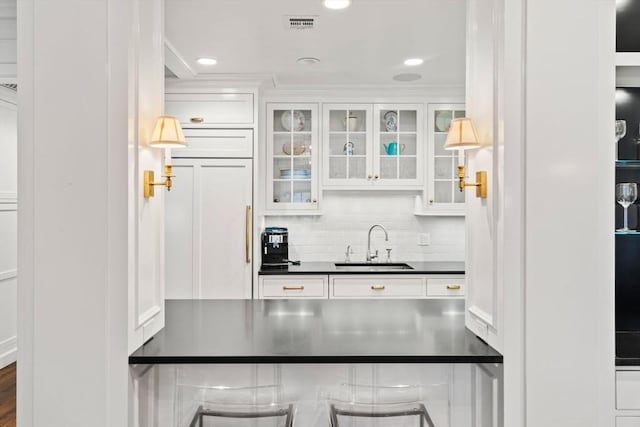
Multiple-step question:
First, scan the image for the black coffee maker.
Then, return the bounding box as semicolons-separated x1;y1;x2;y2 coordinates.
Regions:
261;227;289;268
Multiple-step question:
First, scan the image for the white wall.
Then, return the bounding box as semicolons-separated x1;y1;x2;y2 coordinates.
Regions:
17;0;164;425
0;0;16;83
264;192;464;262
0;85;16;369
464;0;616;426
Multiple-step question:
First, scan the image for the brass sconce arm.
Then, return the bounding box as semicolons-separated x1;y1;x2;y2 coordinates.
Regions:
143;164;174;198
457;165;487;198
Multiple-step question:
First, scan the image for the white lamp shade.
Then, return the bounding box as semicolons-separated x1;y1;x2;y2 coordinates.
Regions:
444;118;481;150
150;116;186;148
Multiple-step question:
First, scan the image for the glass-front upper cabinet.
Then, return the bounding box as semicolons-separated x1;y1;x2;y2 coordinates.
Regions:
373;104;425;188
322;104;373;187
426;104;466;213
266;103;320;212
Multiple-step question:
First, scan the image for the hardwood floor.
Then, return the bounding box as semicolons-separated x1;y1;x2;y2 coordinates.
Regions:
0;363;16;427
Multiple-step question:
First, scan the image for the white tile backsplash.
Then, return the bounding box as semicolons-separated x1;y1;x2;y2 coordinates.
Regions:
264;192;465;263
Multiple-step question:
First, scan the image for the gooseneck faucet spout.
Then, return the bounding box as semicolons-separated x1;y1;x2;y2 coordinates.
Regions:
367;224;389;263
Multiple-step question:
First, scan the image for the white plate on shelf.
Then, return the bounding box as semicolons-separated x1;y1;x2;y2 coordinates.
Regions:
383;111;398;132
281;110;306;132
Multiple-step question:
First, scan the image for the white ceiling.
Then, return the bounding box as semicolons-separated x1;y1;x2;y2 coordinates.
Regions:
165;0;466;87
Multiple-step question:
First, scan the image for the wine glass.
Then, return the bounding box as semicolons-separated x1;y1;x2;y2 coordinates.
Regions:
617;183;638;232
615;120;627;161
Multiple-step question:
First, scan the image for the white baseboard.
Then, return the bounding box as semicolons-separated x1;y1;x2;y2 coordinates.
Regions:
0;336;17;369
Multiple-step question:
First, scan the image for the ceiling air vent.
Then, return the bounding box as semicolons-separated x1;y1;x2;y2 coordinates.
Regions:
0;84;17;91
284;15;318;30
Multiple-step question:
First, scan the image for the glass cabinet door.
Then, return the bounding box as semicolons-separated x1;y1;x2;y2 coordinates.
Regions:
373;104;424;188
267;104;319;211
427;104;466;211
322;104;372;187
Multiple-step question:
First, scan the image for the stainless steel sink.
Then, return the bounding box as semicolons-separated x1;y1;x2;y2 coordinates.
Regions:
334;262;414;271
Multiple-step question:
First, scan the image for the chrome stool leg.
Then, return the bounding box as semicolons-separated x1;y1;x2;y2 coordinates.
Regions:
329;402;435;427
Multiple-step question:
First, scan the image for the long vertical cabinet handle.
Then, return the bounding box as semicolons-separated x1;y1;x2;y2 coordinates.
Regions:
245;205;252;263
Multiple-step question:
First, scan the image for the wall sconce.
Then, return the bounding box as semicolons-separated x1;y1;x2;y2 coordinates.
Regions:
143;116;186;198
443;118;488;198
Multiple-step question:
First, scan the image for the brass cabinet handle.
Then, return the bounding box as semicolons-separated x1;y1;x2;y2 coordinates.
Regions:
245;205;251;263
446;284;461;290
190;117;204;123
374;175;379;180
367;175;373;180
283;285;305;291
371;285;385;290
312;199;317;203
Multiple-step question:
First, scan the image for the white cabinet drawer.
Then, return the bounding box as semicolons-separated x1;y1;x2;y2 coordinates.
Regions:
166;93;254;126
617;371;640;409
618;417;640;427
172;129;253;158
331;276;425;298
260;276;328;299
426;278;465;297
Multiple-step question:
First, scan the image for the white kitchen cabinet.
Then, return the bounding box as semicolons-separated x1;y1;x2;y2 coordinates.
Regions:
172;129;253;159
372;104;425;188
426;277;466;298
322;104;373;187
322;103;424;189
166;158;253;299
618;418;640;427
331;275;426;298
165;92;254;127
423;104;467;214
256;274;465;299
258;275;329;299
617;370;640;410
266;103;320;213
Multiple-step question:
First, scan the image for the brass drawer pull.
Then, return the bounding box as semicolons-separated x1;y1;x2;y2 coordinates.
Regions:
446;284;461;290
283;286;305;291
190;117;204;123
245;205;251;263
371;285;385;290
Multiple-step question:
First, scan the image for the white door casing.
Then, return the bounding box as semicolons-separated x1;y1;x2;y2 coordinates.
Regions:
465;0;504;352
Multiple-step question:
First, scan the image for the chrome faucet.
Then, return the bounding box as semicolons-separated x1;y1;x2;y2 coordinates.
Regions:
366;224;389;263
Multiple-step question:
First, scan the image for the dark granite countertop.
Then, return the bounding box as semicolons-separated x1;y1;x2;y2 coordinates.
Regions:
259;261;465;275
129;299;501;365
617;332;640;366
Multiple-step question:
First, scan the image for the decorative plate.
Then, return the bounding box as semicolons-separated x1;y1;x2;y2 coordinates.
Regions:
281;110;306;132
383;111;398;132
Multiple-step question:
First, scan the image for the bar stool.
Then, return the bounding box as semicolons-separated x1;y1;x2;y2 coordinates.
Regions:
188;404;294;427
324;384;439;427
176;384;294;427
329;402;434;427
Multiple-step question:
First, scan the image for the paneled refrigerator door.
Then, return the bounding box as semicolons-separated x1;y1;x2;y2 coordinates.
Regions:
166;158;253;299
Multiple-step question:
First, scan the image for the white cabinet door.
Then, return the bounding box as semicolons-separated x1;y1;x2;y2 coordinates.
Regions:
266;103;320;212
425;104;466;214
259;275;329;299
172;129;253;159
330;275;426;298
372;104;425;188
322;104;374;188
618;418;640;427
617;371;640;410
166;158;253;299
165;93;254;127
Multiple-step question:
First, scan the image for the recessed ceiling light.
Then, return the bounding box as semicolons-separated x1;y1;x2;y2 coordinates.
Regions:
392;73;422;82
322;0;351;10
404;58;424;66
196;57;217;66
297;57;321;65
